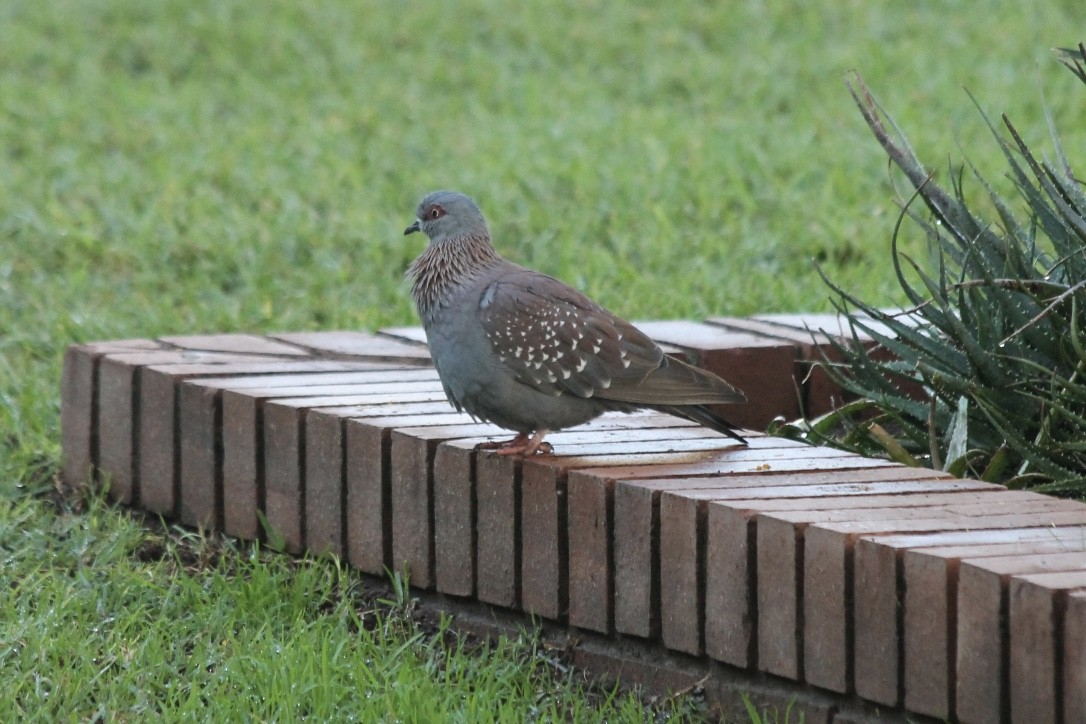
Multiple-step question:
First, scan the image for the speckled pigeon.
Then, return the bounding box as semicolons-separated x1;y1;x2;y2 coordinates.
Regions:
404;190;747;456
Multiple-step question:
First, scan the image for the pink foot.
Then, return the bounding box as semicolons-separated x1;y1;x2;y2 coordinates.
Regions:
475;430;553;457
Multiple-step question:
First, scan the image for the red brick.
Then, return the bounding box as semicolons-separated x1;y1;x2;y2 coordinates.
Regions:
865;525;1086;551
136;367;181;515
551;448;896;480
270;331;431;362
308;405;469;564
159;333;309;356
613;465;936;648
520;455;586;620
755;312;932;404
61;344;163;490
61;346;98;489
97;353;252;504
572;409;695;430
957;560;1030;724
1065;591;1086;724
683;478;988;506
705;504;757;668
209;368;417;388
389;425;498;590
750;313;865;340
706;316;850;417
221;389;263;540
254;385;434;550
420;424;520;598
390;429;432;586
698;468;959;672
547;425;726;450
901;551;955;719
616;474;806;655
613;482;658;638
145;358;378;377
757;513;804;680
663;464;949;491
813;510;1086;539
802;524;851;694
813;509;1086;709
688;486;1007;698
176;370;409;526
218;376;448;543
526;425;769;628
81;339;167;353
96;355;145;503
944;491;1086;516
265;394;437;552
597;442;855;477
344;412;483;576
306;404;463;561
530;432;752;459
745;496;1076;704
142;360;387;521
426;425;704;622
345;419;390;575
263;401;306;553
852;537;901;705
476;453;520;608
1009;570;1086;724
659;491;705;655
304;409;345;556
301;401;464;557
632;320;799;428
433;441;477;597
754;311;924;341
208;377;446;402
902;539;1086;720
568;469;613;633
745;497;968;689
955;560;1086;720
177;381;220;528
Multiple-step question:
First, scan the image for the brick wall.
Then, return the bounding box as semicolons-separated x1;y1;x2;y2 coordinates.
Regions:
60;318;1086;723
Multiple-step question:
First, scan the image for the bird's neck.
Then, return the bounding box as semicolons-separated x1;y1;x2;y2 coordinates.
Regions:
407;234;502;321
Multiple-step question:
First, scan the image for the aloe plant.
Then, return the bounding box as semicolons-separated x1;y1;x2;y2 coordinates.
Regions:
800;45;1086;493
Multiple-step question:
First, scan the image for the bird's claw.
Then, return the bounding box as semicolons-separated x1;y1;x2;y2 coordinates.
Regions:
474;434;553;457
495;441;553;457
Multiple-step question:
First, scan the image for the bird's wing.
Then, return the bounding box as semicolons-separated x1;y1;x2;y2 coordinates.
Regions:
476;268;745;405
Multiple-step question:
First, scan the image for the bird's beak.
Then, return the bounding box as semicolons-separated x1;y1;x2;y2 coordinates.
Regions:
403;220;421;236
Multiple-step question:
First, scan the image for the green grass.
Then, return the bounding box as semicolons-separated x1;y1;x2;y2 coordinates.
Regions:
0;0;1082;719
2;490;700;721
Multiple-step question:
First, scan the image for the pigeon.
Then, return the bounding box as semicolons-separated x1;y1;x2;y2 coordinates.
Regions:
404;190;747;456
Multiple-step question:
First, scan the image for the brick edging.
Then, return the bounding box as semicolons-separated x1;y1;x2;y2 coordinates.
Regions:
60;320;1086;722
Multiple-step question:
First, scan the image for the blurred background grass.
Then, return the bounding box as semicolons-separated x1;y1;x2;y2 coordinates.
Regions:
0;0;1083;717
3;1;1083;340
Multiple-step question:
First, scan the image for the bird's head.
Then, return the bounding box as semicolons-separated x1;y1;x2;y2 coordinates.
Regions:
404;190;490;243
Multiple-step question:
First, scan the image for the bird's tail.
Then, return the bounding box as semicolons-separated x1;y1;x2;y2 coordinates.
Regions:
661;404;748;445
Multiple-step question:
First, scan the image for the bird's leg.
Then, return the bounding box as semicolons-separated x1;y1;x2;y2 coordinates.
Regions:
475;433;529;452
515;429;552;457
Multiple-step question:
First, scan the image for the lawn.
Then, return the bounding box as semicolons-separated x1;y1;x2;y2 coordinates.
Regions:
1;0;1082;719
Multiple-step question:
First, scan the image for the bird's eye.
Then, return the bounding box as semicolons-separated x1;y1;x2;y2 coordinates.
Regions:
427;205;446;220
